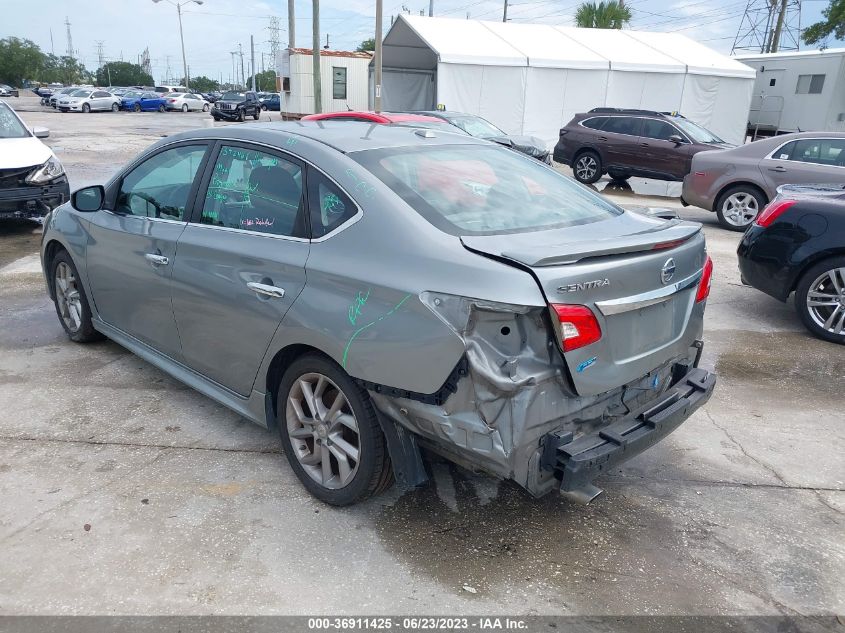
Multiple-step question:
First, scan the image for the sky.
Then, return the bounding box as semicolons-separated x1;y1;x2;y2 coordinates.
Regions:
0;0;839;84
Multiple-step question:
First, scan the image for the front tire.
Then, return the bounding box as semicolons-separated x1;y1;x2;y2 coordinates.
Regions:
203;103;209;112
715;185;766;232
134;103;141;112
795;257;845;345
111;103;119;112
82;103;90;113
608;170;630;181
237;109;245;122
253;110;260;120
51;250;103;343
277;354;393;505
573;150;602;184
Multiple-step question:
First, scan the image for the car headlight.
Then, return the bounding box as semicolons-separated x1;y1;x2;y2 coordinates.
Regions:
26;156;65;184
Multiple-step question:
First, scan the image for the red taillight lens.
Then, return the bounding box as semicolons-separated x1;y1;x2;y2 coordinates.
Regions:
696;256;713;303
652;237;689;251
551;304;602;351
755;199;796;228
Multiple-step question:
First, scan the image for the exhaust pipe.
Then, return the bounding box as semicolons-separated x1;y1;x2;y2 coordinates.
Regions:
560;483;603;505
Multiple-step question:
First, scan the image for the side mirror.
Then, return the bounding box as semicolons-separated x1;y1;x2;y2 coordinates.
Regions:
668;134;686;145
32;126;49;138
72;185;105;212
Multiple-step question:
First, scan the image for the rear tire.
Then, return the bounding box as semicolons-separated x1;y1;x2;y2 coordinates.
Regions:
277;354;393;505
50;250;104;344
203;104;209;112
794;257;845;345
573;150;602;184
158;104;166;113
715;185;766;232
608;170;630;181
182;104;188;112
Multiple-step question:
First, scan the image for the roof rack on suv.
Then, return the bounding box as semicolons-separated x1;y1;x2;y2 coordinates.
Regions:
588;107;687;119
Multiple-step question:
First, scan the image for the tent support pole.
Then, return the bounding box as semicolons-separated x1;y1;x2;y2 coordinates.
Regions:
375;0;383;112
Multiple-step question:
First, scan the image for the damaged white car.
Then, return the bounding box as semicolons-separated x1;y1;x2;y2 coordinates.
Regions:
40;122;716;505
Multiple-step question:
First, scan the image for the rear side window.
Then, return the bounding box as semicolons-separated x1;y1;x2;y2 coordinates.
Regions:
352;145;621;236
307;169;357;238
786;139;845;166
200;145;305;237
602;116;641;136
581;117;608;131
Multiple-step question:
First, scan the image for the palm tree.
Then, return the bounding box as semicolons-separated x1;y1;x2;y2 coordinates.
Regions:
575;0;632;28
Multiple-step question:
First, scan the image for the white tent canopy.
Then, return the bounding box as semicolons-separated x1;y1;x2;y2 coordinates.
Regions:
378;15;756;147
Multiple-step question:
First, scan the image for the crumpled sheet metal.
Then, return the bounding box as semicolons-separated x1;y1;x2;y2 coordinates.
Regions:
370;292;685;489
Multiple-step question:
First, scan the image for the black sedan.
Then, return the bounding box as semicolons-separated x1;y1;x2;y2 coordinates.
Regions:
406;110;550;163
738;184;845;344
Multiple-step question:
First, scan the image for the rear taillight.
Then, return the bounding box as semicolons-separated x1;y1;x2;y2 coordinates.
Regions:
696;256;713;303
551;304;602;351
755;199;796;228
652;237;689;251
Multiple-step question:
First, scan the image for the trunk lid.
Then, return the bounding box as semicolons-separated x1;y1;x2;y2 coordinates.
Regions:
461;212;706;397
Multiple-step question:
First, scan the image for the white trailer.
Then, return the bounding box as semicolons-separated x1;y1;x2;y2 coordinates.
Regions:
736;48;845;136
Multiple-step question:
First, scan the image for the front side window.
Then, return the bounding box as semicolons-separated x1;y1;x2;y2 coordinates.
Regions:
602;116;640;136
640;119;679;141
787;138;845;166
307;169;357;238
116;145;207;220
332;67;347;100
353;145;621;236
796;74;825;94
200;145;305;237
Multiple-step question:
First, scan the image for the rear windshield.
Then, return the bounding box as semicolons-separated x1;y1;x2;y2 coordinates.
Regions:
222;91;246;100
352;145;621;236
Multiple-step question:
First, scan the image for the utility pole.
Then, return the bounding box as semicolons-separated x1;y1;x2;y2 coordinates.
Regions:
95;40;105;68
770;0;788;52
374;0;383;112
64;16;73;59
49;29;55;55
312;0;322;112
238;43;246;89
176;3;189;89
502;0;508;22
429;0;434;16
230;51;237;87
288;0;296;49
250;35;256;91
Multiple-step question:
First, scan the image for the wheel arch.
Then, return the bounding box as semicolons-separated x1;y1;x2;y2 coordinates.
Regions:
43;239;69;299
789;249;845;295
264;343;330;431
713;181;769;212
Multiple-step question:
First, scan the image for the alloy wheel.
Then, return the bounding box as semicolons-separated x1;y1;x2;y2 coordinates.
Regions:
575;155;597;181
806;267;845;336
54;262;82;333
721;192;759;227
286;372;360;489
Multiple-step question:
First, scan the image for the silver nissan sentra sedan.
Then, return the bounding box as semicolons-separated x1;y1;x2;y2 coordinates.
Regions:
41;122;716;506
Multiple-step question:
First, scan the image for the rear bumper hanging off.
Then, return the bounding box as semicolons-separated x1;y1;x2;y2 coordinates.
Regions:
540;366;716;502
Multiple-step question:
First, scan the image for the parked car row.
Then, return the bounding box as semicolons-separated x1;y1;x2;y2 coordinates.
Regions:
553;107;845;231
301;110;551;163
37;86;213;114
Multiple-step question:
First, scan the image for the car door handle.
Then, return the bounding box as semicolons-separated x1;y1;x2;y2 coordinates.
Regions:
768;166;787;172
640;142;650;147
598;136;607;141
144;253;169;266
247;282;285;299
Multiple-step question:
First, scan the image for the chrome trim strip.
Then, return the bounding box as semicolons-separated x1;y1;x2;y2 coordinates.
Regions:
595;270;702;316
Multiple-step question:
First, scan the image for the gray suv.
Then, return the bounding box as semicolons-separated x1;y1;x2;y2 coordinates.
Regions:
41;122;716;505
